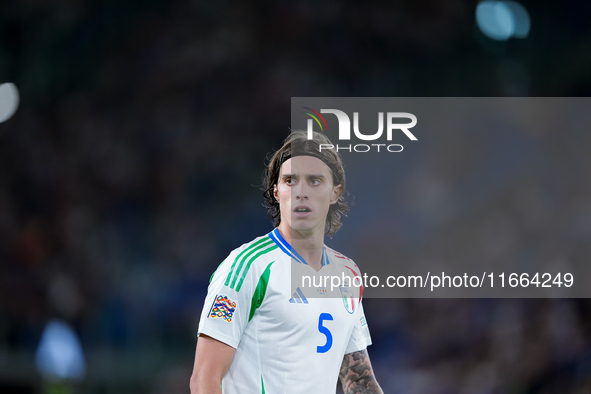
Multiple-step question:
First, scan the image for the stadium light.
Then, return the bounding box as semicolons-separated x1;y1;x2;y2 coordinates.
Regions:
476;1;530;41
0;82;19;123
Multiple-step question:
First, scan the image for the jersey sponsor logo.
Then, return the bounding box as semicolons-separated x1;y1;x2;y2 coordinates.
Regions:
208;295;237;322
360;316;367;327
288;287;309;304
340;286;356;314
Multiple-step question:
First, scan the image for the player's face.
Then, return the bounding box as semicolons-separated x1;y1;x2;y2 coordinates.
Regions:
274;156;342;237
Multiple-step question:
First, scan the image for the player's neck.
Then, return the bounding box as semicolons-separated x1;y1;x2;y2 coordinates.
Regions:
277;224;325;271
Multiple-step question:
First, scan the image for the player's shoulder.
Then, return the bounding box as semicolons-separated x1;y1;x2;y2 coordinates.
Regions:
230;232;274;256
324;246;361;274
212;231;281;286
225;232;281;266
324;245;354;263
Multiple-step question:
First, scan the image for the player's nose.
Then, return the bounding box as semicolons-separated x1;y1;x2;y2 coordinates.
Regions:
293;182;309;200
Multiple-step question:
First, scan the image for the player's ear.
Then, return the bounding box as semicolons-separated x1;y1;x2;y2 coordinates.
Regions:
330;184;342;204
273;184;279;202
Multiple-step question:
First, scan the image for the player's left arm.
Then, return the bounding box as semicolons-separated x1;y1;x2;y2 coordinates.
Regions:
339;349;384;394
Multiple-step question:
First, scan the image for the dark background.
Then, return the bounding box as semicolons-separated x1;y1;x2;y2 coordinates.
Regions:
1;1;591;393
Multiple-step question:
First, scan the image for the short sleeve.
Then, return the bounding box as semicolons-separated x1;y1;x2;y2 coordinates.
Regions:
197;252;258;349
344;300;372;354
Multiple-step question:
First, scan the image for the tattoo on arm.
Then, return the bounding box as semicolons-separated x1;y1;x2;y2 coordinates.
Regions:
339;350;383;394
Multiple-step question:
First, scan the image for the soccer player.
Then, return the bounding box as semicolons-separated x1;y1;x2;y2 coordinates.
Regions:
190;130;383;394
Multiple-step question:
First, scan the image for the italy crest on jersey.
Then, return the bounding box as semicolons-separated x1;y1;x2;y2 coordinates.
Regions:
339;286;356;314
208;295;237;322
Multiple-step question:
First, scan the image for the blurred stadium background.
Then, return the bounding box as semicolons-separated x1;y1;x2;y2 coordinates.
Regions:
1;1;591;393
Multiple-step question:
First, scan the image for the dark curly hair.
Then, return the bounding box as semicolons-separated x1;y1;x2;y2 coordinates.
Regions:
262;130;349;237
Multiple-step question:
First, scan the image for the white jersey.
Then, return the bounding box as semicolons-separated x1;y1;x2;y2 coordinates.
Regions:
198;228;372;394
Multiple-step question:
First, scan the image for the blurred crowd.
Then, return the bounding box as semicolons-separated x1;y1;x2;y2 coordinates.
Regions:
1;0;591;393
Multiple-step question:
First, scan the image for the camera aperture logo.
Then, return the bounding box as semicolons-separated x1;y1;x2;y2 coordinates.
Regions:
302;107;417;153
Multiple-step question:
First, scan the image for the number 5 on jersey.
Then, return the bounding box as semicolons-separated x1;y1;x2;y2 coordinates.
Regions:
317;313;333;353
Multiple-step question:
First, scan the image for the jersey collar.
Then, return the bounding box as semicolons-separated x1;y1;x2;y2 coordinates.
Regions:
268;228;329;266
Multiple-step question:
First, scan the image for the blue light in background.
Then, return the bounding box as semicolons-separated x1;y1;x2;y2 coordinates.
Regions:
504;1;531;38
0;83;20;123
476;1;530;41
35;319;86;380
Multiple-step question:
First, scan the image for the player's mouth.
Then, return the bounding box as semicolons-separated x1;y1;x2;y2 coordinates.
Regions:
293;205;312;218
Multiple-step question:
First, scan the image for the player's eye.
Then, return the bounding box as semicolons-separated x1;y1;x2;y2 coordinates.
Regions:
285;177;294;185
310;178;321;185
